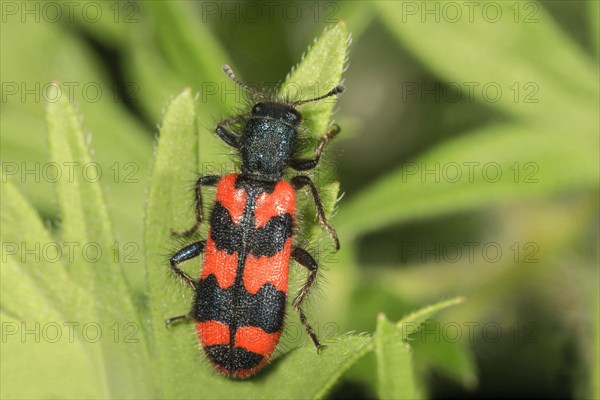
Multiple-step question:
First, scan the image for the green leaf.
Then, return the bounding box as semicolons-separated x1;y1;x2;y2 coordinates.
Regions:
46;86;150;397
351;1;600;241
396;296;466;338
0;243;107;398
282;21;350;138
0;254;62;322
0;91;153;397
376;1;598;130
1;16;152;253
375;298;464;399
0;178;87;320
282;23;349;243
0;237;104;399
225;336;372;400
0;311;107;399
337;123;599;239
143;88;199;398
46;84;114;281
376;314;422;400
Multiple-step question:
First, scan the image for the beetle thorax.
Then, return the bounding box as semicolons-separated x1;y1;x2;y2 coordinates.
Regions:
240;102;300;180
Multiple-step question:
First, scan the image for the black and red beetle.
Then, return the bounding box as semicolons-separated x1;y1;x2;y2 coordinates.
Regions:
166;65;344;378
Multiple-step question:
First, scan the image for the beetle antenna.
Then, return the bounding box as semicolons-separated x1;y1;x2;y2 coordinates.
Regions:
223;64;256;94
292;85;345;106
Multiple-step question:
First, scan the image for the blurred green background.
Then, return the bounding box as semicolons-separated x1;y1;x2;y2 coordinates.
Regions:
1;1;598;399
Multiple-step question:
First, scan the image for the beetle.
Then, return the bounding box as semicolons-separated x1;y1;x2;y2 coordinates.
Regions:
166;64;344;378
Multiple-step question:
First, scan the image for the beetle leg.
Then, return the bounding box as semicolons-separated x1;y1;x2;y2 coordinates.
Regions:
216;115;244;148
165;313;193;327
289;124;341;171
291;175;340;251
169;240;205;290
172;175;220;237
291;247;324;352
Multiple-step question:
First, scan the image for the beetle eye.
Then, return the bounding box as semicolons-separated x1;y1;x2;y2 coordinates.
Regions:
285;111;300;124
252;103;263;114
